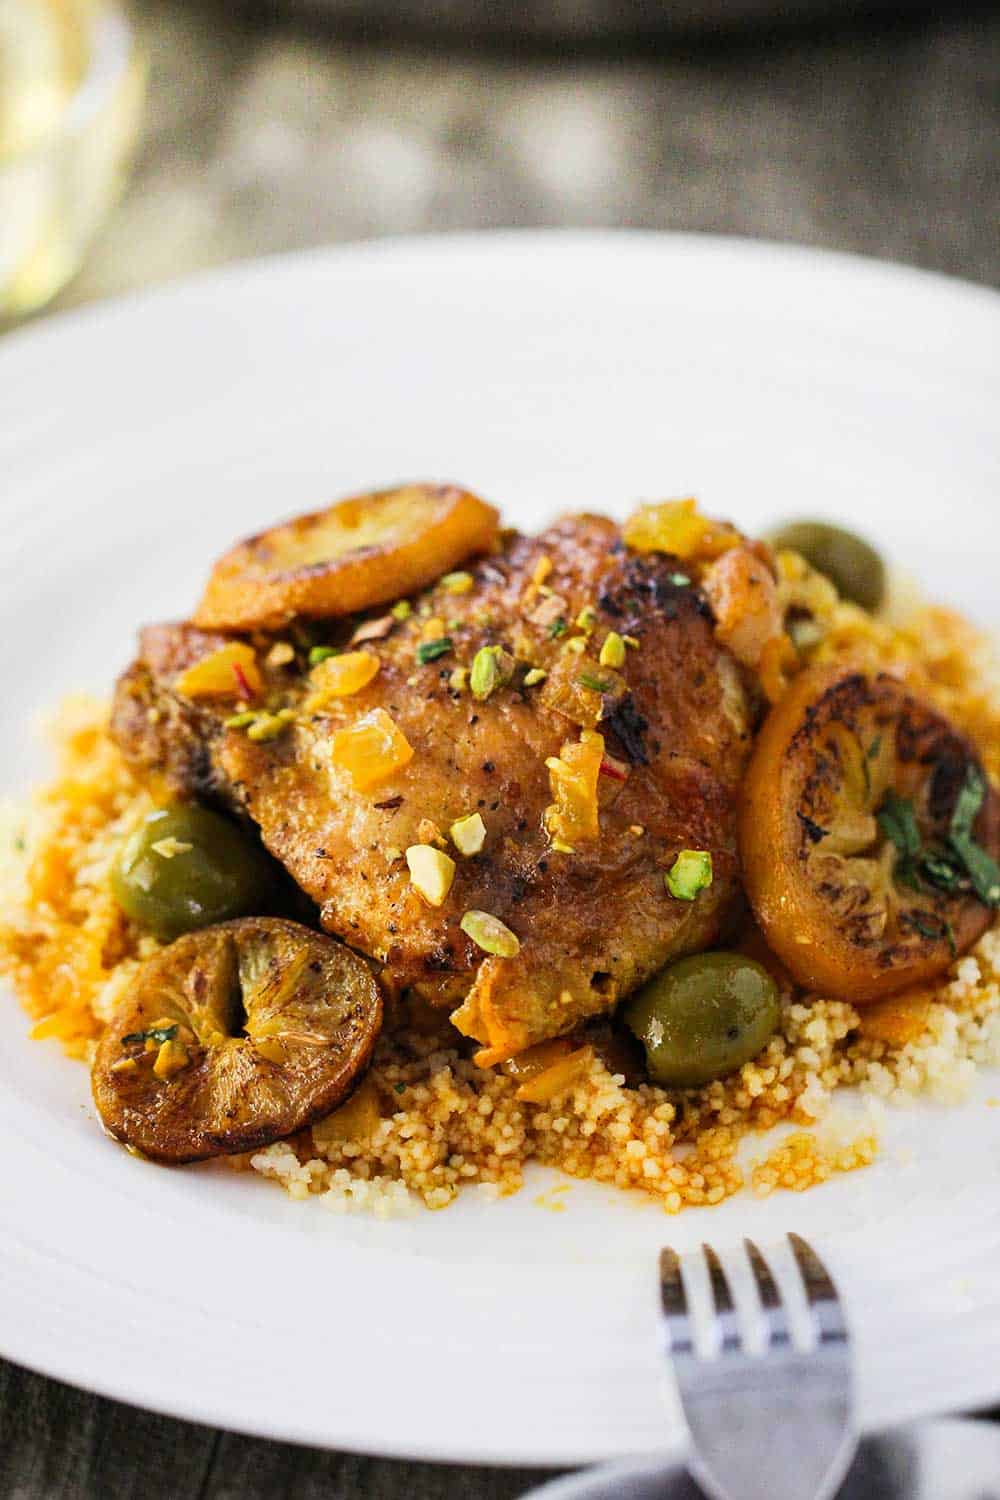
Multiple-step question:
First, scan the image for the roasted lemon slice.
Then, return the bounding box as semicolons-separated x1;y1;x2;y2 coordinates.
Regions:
193;483;499;630
91;917;382;1162
740;665;1000;1002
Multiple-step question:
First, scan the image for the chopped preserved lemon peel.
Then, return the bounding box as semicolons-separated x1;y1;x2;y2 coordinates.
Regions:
153;1037;190;1080
622;498;739;561
515;1046;594;1104
545;730;604;846
175;643;262;701
331;709;413;792
305;650;380;709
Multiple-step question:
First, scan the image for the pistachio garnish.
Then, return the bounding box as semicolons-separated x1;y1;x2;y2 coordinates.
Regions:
460;910;520;957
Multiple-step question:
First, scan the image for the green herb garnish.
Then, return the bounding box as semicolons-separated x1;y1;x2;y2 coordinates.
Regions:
668;572;691;587
579;672;612;694
417;636;453;665
947;766;1000;907
548;616;568;639
903;910;956;956
877;766;1000;914
917;849;962;893
876;790;921;859
121;1023;179;1048
308;645;338;666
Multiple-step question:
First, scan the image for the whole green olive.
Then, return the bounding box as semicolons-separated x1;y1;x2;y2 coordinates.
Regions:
112;805;277;940
767;520;886;613
623;952;781;1089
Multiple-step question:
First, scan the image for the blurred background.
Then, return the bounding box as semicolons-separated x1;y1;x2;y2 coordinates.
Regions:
0;0;997;326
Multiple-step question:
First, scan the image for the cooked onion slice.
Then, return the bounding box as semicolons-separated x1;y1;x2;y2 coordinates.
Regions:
91;917;382;1162
193;483;499;631
739;665;1000;1002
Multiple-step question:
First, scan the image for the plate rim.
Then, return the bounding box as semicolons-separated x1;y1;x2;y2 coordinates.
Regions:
3;228;1000;1466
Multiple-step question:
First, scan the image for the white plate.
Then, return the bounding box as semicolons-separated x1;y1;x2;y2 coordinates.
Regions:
1;232;999;1467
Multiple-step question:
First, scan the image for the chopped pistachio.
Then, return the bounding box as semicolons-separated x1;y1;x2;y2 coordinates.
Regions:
417;636;453;665
460;909;520;958
665;849;713;900
405;845;456;907
246;713;289;742
110;1057;139;1075
350;614;395;645
450;812;487;856
599;631;627;669
470;645;514;701
563;636;586;655
150;837;193;860
668;571;691;587
224;711;258;729
391;600;412;621
575;605;599;632
266;641;296;667
308;645;338;666
523;667;547;687
449;666;469;693
440;570;474;594
622;635;640;649
418;602;433;618
532;555;553;586
550;838;576;854
579;671;612;694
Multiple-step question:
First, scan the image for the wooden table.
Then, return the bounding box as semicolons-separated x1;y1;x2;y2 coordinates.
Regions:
10;3;1000;1495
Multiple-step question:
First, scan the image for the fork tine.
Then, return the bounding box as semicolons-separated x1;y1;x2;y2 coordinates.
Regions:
744;1238;791;1351
702;1244;742;1355
659;1247;694;1354
743;1238;779;1307
789;1233;849;1347
702;1243;734;1311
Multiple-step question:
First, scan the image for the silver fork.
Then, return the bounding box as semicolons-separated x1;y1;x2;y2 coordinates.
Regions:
660;1235;856;1500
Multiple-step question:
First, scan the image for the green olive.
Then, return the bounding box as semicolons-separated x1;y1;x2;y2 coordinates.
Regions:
112;805;276;940
623;952;781;1089
767;520;886;612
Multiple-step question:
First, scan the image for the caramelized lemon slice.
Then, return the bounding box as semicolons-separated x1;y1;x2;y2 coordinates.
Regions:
193;483;499;631
91;917;382;1162
739;665;1000;1002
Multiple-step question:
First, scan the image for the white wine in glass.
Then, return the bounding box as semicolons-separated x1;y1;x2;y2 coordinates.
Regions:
0;0;145;318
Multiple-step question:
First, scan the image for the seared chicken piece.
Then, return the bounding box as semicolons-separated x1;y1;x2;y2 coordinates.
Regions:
112;516;754;1058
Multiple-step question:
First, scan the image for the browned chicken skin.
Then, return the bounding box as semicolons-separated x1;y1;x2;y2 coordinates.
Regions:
112;515;754;1057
